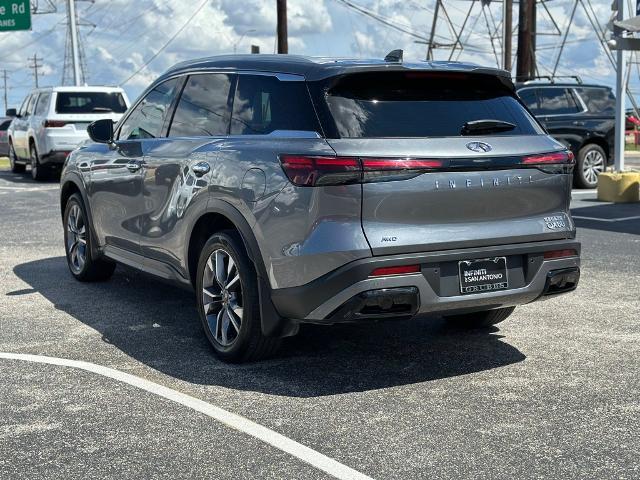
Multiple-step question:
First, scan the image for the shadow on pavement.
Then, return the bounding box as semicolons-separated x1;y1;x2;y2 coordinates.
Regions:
0;168;59;185
571;202;640;235
13;256;526;397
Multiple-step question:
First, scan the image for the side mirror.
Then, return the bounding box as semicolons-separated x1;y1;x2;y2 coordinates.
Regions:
5;108;17;117
87;118;114;145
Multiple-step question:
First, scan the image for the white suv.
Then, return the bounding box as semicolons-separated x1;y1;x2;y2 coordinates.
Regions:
7;86;130;180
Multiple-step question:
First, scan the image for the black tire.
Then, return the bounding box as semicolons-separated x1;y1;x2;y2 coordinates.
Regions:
30;142;48;181
63;193;116;282
444;306;516;329
8;142;25;173
574;144;606;189
196;230;281;363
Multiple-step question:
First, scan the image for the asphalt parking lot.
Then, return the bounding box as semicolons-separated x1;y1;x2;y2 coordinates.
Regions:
0;167;639;480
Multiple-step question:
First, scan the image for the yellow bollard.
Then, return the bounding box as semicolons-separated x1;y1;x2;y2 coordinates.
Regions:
597;171;640;203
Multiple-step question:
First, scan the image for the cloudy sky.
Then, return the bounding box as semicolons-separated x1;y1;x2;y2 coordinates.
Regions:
0;0;629;109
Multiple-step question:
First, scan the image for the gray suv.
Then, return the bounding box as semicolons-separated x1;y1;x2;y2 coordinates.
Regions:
60;54;581;362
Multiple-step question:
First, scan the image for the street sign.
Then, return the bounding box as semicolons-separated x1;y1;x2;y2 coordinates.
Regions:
0;1;31;32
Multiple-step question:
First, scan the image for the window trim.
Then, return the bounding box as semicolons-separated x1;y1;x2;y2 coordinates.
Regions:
116;69;307;140
517;86;588;117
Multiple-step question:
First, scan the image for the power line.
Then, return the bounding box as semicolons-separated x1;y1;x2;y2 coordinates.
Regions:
121;0;209;86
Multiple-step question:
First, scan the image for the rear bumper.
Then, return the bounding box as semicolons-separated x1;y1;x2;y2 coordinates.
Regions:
40;150;71;166
270;239;580;323
41;130;88;158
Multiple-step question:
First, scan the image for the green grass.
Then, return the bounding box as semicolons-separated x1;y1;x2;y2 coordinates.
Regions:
0;156;9;169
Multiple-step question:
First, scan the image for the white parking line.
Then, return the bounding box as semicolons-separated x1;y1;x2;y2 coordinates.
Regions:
572;215;640;222
571;189;597;195
0;352;374;480
0;186;59;192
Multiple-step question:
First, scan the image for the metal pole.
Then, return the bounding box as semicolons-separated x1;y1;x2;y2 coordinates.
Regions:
427;0;441;61
33;54;39;88
3;70;7;114
503;0;513;71
67;0;81;86
614;0;626;172
276;0;288;54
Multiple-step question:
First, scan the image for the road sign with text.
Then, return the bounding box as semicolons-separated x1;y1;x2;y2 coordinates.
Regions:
0;1;31;32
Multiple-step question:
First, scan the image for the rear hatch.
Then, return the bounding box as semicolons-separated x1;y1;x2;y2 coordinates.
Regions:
50;90;129;130
312;70;574;255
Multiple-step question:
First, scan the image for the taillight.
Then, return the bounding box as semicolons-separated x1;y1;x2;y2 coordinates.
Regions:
279;155;361;187
370;265;421;277
279;155;444;187
522;151;574;165
543;249;578;259
361;158;444;170
44;120;67;128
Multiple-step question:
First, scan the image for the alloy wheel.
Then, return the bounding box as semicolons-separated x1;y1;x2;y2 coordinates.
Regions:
582;149;605;185
201;248;243;347
66;204;87;274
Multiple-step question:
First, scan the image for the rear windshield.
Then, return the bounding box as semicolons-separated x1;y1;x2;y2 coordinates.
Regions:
321;72;541;138
55;92;128;114
0;120;11;131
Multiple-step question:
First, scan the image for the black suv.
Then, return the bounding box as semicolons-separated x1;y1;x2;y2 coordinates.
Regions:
516;82;615;188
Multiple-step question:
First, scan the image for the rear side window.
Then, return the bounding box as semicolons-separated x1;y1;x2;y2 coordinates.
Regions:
119;78;180;140
0;120;11;130
55;91;127;114
574;87;615;115
320;72;540;138
536;88;581;115
230;75;320;135
35;92;50;116
169;73;233;137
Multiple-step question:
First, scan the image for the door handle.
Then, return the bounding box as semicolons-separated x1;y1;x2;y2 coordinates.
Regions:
126;160;146;172
192;162;211;177
572;121;585;126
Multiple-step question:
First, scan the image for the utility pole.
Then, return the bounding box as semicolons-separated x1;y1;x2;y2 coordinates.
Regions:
67;0;81;86
2;70;8;114
276;0;288;54
28;54;43;88
613;0;626;172
503;0;513;71
516;0;536;81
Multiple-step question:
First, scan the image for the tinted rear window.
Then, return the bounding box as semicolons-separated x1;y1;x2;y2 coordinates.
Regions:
574;87;615;115
321;72;541;138
0;120;11;131
55;92;127;114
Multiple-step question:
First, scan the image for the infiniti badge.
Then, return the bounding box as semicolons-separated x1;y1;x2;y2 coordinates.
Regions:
466;141;492;153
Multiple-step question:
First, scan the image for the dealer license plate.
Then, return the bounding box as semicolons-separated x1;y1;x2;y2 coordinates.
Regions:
458;257;508;294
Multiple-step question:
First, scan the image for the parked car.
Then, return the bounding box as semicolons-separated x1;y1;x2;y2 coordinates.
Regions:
516;82;618;188
0;117;12;156
7;86;130;180
60;54;580;362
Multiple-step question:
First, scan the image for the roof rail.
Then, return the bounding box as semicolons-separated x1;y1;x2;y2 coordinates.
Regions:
522;75;583;85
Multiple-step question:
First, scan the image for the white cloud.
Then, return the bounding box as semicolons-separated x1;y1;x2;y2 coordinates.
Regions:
0;0;629;107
